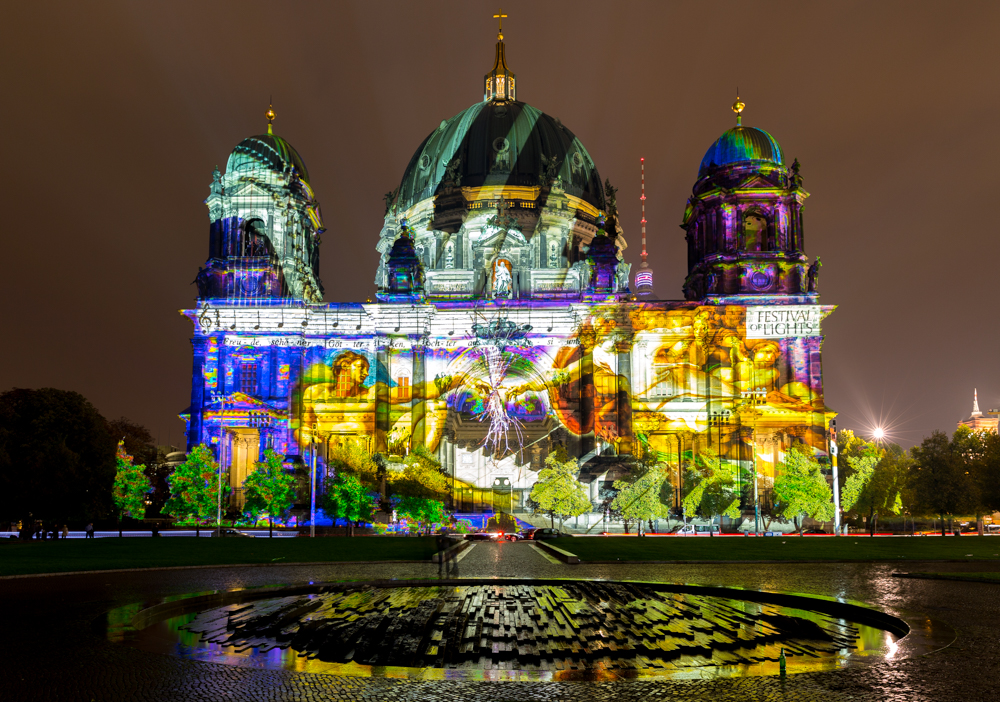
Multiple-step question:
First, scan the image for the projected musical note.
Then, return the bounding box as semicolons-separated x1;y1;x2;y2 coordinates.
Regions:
254;312;261;330
356;312;363;330
394;311;401;332
277;310;285;328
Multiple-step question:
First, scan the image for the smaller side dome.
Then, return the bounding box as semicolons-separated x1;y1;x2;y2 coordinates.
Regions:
226;134;310;183
698;126;784;178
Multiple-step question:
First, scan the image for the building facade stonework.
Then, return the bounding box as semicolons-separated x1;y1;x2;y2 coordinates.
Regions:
182;40;834;521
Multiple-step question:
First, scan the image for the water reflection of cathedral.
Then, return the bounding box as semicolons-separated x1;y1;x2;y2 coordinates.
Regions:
182;24;834;519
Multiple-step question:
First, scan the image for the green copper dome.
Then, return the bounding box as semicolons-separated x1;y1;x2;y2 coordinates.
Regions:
395;100;605;213
698;126;784;178
226;134;310;183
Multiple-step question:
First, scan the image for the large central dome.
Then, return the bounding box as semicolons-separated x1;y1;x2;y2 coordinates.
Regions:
376;32;627;303
395;100;605;213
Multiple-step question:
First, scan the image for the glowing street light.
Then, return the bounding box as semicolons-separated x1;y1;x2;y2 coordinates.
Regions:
872;427;885;441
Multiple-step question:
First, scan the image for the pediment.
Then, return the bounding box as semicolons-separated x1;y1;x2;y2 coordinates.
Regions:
477;228;527;249
230;183;271;199
736;175;781;190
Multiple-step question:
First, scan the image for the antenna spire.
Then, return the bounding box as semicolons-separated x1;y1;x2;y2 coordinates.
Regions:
973;388;982;417
634;157;654;296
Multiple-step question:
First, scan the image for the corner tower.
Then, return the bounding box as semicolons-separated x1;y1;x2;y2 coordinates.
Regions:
197;106;325;304
681;97;816;301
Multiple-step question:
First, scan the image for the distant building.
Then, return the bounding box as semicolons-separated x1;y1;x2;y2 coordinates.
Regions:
958;389;999;432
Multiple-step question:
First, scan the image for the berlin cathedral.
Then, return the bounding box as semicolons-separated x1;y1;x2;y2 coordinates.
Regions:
183;22;833;524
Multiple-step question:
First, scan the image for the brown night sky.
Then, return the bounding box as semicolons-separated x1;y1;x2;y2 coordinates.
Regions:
2;1;998;448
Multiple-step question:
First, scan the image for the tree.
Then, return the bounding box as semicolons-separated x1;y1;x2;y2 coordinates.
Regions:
0;388;117;523
111;441;151;536
243;449;296;538
394;495;445;534
107;416;165;515
842;440;908;536
610;464;672;531
164;444;228;535
529;453;591;529
911;430;978;535
773;445;835;534
322;472;376;535
393;445;450;500
681;453;744;529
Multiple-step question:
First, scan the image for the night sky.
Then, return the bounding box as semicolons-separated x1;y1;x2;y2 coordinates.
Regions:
3;1;998;448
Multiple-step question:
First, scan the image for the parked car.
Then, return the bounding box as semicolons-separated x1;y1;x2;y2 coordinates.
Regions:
803;528;828;535
211;528;254;538
503;532;524;541
518;528;538;540
530;528;569;540
671;524;720;535
465;532;501;541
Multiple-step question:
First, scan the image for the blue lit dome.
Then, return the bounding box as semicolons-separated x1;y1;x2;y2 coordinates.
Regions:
698;126;784;178
226;134;310;183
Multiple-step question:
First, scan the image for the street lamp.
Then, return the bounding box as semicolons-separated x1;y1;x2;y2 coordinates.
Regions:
872;427;885;441
739;387;767;536
830;419;841;536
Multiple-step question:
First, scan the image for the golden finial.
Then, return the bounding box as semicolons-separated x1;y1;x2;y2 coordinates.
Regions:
493;8;507;40
732;91;745;127
265;103;276;135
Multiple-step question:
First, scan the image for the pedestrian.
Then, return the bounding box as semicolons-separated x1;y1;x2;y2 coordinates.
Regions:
85;522;95;539
40;522;47;541
151;524;160;537
61;524;69;539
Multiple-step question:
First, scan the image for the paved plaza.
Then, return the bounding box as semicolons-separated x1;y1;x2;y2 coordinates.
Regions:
1;541;999;701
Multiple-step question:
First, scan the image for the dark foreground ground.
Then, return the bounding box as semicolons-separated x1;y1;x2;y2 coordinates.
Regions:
1;541;999;701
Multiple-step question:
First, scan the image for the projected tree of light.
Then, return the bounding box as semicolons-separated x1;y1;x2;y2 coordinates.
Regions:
471;313;533;456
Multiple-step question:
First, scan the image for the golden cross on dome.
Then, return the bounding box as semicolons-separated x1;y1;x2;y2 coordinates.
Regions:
493;8;507;40
732;89;745;126
266;100;276;135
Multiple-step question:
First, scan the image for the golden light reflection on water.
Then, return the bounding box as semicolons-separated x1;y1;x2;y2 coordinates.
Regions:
124;592;898;682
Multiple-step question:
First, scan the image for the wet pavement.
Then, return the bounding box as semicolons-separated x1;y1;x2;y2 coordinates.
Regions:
2;540;999;700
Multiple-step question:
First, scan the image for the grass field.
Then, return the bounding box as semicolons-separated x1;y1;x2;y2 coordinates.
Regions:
0;536;437;577
554;535;1000;563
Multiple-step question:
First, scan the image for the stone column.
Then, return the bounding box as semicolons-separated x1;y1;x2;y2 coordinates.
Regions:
375;341;390;453
579;325;596;458
188;337;208;451
616;336;634;455
410;341;426;451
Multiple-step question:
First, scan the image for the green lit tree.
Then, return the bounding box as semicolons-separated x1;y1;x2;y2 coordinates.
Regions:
681;453;744;530
611;464;672;531
111;440;151;537
322;472;376;536
394;495;445;534
243;449;296;538
773;445;835;534
529;453;591;529
841;436;908;536
164;444;228;536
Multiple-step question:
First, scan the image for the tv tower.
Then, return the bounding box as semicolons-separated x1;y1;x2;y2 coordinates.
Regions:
634;157;654;296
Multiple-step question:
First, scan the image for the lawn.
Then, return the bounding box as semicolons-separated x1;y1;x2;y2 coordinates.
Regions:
0;536;437;577
554;535;1000;563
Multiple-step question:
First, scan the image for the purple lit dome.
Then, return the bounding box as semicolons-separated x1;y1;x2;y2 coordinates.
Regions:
698;126;784;178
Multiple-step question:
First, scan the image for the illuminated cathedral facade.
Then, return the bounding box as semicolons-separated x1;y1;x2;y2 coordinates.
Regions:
182;30;834;522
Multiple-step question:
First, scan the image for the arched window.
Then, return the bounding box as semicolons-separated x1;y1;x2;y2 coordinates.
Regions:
743;214;767;252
